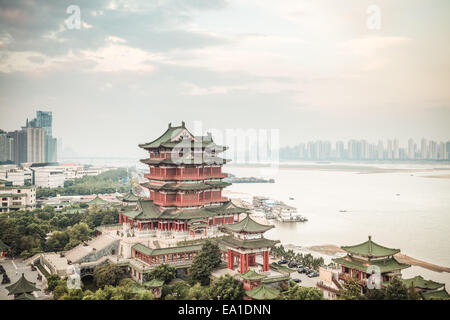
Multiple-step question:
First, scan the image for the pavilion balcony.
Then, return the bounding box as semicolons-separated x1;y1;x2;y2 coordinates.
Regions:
144;173;228;181
338;273;367;286
153;197;229;207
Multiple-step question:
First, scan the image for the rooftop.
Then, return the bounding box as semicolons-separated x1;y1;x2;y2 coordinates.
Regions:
246;284;280;300
341;236;400;258
224;213;274;233
333;255;410;273
5;273;40;295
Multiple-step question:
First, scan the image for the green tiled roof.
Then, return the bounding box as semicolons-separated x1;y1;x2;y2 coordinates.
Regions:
14;292;36;300
139;122;227;153
341;236;400;258
219;235;279;250
140;157;229;166
120;191;140;202
132;243;202;256
400;276;444;290
0;239;10;251
224;214;274;233
5;274;40;295
240;269;267;281
420;288;450;300
122;200;247;221
262;274;290;284
246;284;280;300
332;255;410;274
144;279;164;288
87;195;109;205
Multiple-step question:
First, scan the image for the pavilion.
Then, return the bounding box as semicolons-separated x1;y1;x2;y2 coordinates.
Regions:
5;273;40;300
333;236;410;286
245;284;280;300
219;213;279;273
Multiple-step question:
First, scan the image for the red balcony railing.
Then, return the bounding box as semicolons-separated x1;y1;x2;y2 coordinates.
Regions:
153;197;229;207
144;173;228;181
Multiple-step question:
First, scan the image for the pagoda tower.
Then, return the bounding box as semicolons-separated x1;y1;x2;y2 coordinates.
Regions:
119;122;248;236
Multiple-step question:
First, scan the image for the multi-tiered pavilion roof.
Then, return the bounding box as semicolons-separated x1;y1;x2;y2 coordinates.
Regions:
119;122;248;237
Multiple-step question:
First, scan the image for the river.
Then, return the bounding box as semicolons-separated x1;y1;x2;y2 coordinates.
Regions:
224;162;450;288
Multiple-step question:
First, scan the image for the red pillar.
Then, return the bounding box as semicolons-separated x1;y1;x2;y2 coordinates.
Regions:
246;253;249;272
240;253;244;273
119;213;122;224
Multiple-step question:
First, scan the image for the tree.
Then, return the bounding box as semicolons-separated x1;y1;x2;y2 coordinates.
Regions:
188;240;222;285
385;276;409;300
47;274;61;292
363;288;386;300
283;284;323;300
209;275;245;300
407;283;420;300
93;262;124;288
52;283;68;300
188;282;210;300
147;264;176;284
165;281;191;300
339;278;362;300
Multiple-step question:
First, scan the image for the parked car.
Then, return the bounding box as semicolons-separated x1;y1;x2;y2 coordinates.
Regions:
297;267;304;273
296;265;304;269
277;259;288;265
288;261;297;268
308;272;319;278
291;278;302;283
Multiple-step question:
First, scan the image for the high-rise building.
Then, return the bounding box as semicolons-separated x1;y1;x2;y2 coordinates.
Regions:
408;138;415;160
26;127;46;163
35;110;57;162
8;130;27;165
387;140;393;159
377;140;384;160
420;138;427;159
0;130;14;163
446;141;450;160
393;139;399;160
36;111;52;136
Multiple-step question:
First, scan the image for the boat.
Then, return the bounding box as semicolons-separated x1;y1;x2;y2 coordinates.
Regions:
289;197;294;200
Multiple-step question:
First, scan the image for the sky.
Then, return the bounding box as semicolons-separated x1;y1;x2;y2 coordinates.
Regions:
0;0;449;158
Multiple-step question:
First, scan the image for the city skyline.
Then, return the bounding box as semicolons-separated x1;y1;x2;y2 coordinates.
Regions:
1;0;450;158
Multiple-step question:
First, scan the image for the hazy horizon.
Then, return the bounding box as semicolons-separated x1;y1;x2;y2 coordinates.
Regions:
1;0;449;158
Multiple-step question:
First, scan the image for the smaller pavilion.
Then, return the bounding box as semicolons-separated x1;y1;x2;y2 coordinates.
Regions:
118;190;140;207
5;273;40;299
240;269;267;291
333;236;410;285
420;287;450;300
86;195;109;208
143;279;164;299
245;284;280;300
382;275;445;293
219;213;279;273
